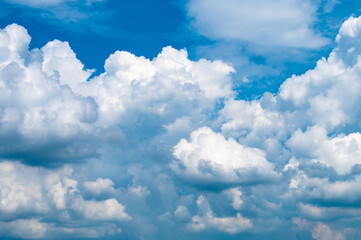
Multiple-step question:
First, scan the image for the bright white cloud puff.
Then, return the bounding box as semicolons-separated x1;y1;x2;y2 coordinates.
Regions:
172;127;277;186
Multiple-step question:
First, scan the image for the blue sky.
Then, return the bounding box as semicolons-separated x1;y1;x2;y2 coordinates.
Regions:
2;0;361;239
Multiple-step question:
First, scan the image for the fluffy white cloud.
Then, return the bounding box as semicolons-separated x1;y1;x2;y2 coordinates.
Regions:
278;16;361;131
81;46;234;126
187;195;252;234
220;99;287;155
0;161;130;238
172;127;277;186
0;23;235;164
287;126;361;174
0;161;49;215
187;0;328;48
83;178;116;196
72;198;131;221
0;24;98;164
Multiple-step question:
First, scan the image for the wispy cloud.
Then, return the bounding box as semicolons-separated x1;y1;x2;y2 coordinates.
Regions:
187;0;329;48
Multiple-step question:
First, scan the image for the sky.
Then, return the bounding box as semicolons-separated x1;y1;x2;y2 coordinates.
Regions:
2;0;361;239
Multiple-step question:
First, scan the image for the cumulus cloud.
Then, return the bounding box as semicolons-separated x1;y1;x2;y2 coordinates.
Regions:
72;198;131;221
83;178;116;196
172;127;277;186
0;161;130;238
187;0;329;48
287;126;361;174
0;25;97;165
81;46;234;127
187;195;252;234
0;23;235;165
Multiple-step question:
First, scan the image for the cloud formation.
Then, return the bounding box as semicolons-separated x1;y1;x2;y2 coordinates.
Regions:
172;127;277;186
0;161;130;239
3;14;361;239
0;23;234;166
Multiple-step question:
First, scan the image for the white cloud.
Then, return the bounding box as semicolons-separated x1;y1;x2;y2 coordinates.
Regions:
187;0;329;48
81;47;234;126
225;187;243;210
188;195;252;234
287;126;361;174
286;167;361;206
72;198;131;221
0;24;98;164
0;161;49;215
41;40;93;91
0;23;236;164
172;127;277;185
278;16;361;131
83;178;116;196
0;160;130;239
220;99;286;148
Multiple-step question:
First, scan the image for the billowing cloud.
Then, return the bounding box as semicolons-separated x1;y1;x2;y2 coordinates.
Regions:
0;23;234;165
0;161;130;238
0;24;98;165
172;127;277;187
83;178;116;196
287;126;361;174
